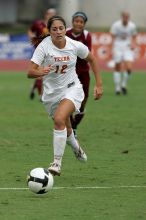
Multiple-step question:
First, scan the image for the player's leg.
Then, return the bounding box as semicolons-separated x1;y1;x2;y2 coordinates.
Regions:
48;83;85;175
121;50;134;94
66;117;87;162
29;80;37;99
48;99;75;175
71;97;88;137
71;74;90;137
36;78;43;96
113;62;122;95
113;48;123;95
30;78;42;100
121;69;130;94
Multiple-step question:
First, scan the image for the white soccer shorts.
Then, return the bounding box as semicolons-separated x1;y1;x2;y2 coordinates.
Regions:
43;82;84;118
113;46;134;63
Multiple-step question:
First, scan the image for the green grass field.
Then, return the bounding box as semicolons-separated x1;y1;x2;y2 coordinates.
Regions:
0;71;146;220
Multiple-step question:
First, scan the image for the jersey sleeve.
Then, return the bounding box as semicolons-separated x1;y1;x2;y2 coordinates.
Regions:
31;43;45;65
110;23;117;36
76;41;89;59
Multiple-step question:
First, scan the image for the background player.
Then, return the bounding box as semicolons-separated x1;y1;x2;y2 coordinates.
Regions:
27;15;102;176
110;11;137;95
66;12;92;138
28;8;56;100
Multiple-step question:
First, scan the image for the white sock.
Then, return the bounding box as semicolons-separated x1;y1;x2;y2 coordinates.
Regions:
122;71;129;88
67;129;80;152
113;71;121;92
53;128;67;166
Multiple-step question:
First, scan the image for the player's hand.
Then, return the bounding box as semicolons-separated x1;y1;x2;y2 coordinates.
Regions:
28;63;55;79
94;85;103;100
40;65;55;76
43;65;52;73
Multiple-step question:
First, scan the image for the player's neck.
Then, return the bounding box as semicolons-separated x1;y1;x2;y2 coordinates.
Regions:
72;31;82;37
122;21;128;26
52;39;66;49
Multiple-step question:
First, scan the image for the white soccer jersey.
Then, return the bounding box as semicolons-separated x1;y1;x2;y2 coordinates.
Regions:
31;36;89;97
110;20;137;48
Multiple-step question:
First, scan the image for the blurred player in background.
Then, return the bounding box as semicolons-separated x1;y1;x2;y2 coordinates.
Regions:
66;12;92;138
110;11;137;95
28;8;56;100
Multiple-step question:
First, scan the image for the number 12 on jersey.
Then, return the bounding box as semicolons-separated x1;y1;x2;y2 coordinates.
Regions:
54;65;67;74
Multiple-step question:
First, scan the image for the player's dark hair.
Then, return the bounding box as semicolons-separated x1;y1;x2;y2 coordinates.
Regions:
72;11;88;23
47;15;66;30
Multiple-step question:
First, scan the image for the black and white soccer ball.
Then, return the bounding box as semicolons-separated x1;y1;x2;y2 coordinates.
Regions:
27;168;54;194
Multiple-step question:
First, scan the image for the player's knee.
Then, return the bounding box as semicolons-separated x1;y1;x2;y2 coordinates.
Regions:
115;62;122;72
54;114;65;129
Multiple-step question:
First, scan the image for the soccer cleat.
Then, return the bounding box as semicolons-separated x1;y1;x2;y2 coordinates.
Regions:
122;87;127;95
73;146;87;162
30;91;35;100
48;162;61;176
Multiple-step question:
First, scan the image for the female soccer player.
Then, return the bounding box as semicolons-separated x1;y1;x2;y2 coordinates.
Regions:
66;11;92;138
27;15;102;176
110;11;137;95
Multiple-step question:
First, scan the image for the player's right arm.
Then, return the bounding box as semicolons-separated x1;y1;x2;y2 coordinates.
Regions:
27;43;51;78
27;62;51;78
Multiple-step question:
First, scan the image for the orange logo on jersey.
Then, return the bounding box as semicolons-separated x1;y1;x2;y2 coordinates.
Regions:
54;56;70;62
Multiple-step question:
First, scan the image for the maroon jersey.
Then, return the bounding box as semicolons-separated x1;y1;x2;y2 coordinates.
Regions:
66;28;92;75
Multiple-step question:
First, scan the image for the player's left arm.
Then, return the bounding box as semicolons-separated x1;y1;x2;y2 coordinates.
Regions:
131;34;137;50
131;24;138;50
84;52;103;100
27;62;51;78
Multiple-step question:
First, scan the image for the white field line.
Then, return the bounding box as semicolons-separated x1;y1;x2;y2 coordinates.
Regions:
0;185;146;190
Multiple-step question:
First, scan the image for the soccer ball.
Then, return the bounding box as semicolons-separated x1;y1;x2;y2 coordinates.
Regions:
27;168;54;194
